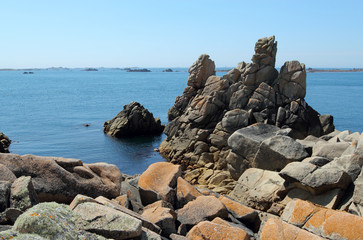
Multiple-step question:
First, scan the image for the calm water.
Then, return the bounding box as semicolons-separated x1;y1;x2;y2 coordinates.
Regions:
0;69;362;174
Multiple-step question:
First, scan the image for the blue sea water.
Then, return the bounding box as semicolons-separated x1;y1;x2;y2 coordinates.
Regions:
0;69;362;175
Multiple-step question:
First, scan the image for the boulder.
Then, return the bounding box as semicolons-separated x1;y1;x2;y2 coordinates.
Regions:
186;220;250;240
352;170;363;216
321;153;363;181
279;162;318;183
0;164;17;183
73;202;142;239
0;153;122;203
218;195;257;225
260;218;324;240
0;181;11;212
228;168;287;211
228;123;290;161
312;141;350;160
10;176;39;211
0;132;11;153
281;199;363;240
253;135;309;171
103;101;164;137
176;177;202;208
177;196;228;226
138;162;182;205
220;109;250;133
13;202;78;240
319;114;335;135
141;201;177;237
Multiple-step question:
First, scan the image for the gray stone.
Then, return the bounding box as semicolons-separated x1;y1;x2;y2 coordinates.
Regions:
312;141;350;159
301;167;352;195
0;181;11;212
228;123;289;161
103;101;164;137
228;168;287;211
279;61;306;102
302;156;330;167
279;162;317;183
220;109;250;133
321;154;363;181
74;202;142;239
253;135;309;171
10;176;39;211
352;170;363;216
13;202;78;240
0;208;23;224
319;115;335;135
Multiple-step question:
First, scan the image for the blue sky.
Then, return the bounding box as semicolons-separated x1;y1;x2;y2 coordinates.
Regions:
1;1;363;68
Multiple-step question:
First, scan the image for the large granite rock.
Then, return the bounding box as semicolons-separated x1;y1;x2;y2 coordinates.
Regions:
177;196;228;226
160;36;330;184
10;176;39;211
0;153;123;203
74;202;142;239
138;162;182;205
12;202;79;240
104;101;164;137
228;168;287;211
0;132;11;153
281;199;363;240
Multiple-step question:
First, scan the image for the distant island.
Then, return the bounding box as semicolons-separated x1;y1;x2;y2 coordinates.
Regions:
126;68;151;72
162;68;173;72
307;68;363;73
83;68;98;71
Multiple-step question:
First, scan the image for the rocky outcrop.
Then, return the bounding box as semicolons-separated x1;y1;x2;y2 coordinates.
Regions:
160;36;334;188
104;101;164;137
0;153;123;203
0;160;362;239
0;132;11;153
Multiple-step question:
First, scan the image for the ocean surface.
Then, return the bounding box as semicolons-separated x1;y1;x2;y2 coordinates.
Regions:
1;69;362;175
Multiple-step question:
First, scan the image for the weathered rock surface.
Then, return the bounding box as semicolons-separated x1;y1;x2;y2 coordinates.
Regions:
13;202;78;240
138;162;182;205
0;132;11;153
10;176;39;211
74;201;142;239
142;201;177;237
104;101;164;137
282;199;363;240
0;153;123;203
186;220;250;240
260;218;324;240
176;177;202;208
177;195;228;226
160;36;331;185
229;168;287;211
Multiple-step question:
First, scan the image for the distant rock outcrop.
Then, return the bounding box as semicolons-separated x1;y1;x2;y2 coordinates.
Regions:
162;69;173;72
127;68;151;72
104;102;164;137
0;132;11;153
160;36;335;186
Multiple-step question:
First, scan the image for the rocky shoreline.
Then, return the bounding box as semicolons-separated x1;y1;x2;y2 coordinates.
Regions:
0;36;362;239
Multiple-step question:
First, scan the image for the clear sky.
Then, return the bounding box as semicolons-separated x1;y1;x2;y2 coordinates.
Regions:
1;0;363;68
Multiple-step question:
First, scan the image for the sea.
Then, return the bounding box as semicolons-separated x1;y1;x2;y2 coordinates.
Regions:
1;69;362;175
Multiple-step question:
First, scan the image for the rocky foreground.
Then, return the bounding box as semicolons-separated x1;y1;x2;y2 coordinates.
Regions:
0;146;362;239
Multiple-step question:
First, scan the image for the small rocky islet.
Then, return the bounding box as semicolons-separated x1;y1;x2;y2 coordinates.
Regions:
0;36;362;239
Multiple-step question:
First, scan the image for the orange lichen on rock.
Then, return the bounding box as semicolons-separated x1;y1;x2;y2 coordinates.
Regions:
289;199;320;226
186;220;250;240
304;208;363;240
138;162;182;201
260;218;324;240
218;195;256;217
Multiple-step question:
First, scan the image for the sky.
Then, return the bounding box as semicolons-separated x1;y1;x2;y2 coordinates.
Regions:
1;0;363;68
